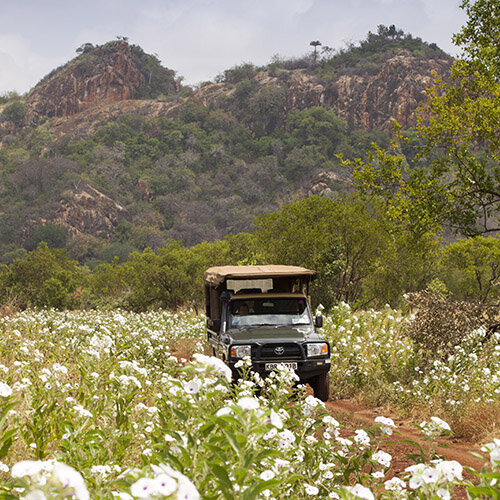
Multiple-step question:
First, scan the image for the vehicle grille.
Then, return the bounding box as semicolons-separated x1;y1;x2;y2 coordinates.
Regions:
259;343;302;359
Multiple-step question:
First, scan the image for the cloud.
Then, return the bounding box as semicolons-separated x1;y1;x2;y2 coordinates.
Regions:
0;0;466;92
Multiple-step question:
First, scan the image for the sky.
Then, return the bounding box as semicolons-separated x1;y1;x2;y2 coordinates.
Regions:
0;0;467;95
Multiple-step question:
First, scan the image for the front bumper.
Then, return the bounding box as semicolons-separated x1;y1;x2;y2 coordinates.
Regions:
228;357;331;382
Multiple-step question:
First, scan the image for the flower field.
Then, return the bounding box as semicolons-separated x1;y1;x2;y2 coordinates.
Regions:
0;306;499;499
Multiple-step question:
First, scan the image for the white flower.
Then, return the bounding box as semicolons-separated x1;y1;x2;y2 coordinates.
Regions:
0;382;12;397
278;429;296;449
482;438;500;465
130;477;158;498
216;407;233;417
372;450;392;468
192;354;232;381
11;460;51;478
436;460;463;481
52;363;68;374
53;462;89;500
154;474;177;496
12;460;88;500
90;465;112;477
72;405;93;418
346;484;374;500
304;484;319;495
23;491;47;500
354;429;370;447
323;415;340;427
430;416;451;431
384;477;406;491
406;464;438;489
0;461;9;472
259;470;275;480
374;416;396;435
372;471;385;479
269;409;283;429
183;379;202;395
263;427;278;440
420;417;451;436
437;488;451;500
236;397;260;411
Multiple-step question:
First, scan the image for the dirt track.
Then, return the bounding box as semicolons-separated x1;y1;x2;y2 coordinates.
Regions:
327;399;487;499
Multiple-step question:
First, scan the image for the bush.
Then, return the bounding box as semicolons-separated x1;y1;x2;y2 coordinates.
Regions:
405;291;498;357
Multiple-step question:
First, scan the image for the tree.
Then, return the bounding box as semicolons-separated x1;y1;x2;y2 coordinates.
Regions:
254;195;412;308
0;243;83;309
439;235;500;302
310;41;322;64
1;100;27;127
28;224;68;251
416;0;500;235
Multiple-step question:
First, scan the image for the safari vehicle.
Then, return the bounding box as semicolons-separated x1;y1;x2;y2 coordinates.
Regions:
204;265;331;401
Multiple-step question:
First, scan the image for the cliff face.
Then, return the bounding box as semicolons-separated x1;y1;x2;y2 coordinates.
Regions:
20;42;452;135
25;41;147;124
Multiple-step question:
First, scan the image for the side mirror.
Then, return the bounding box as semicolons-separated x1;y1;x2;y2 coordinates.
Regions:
212;319;221;332
315;315;323;328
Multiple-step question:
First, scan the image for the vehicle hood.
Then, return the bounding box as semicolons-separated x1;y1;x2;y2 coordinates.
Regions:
227;325;321;343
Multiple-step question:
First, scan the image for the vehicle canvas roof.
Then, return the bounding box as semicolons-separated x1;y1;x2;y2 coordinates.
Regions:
204;265;316;286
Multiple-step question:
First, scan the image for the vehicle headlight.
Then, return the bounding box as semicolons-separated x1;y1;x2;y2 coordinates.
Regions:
231;345;252;358
307;343;329;357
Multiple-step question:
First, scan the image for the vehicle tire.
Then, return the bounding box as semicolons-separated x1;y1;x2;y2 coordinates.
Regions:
311;372;329;402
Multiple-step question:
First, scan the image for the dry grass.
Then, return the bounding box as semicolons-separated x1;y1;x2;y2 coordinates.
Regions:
451;401;500;442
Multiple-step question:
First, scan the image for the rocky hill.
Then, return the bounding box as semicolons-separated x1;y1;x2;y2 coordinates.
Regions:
0;32;453;264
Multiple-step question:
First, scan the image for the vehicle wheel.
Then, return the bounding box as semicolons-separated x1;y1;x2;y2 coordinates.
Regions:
311;372;329;402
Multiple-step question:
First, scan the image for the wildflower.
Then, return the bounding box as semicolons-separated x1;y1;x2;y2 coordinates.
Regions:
72;405;93;418
183;379;202;395
354;429;370;447
11;460;89;500
437;488;451;500
259;470;275;480
0;382;12;397
372;450;391;468
304;484;319;495
130;477;158;498
345;484;374;500
268;409;283;429
262;428;277;442
52;363;68;374
91;465;112;477
481;438;500;465
236;397;260;411
405;463;439;488
323;415;340;427
155;474;176;496
435;460;463;481
192;353;232;381
384;477;406;491
278;429;296;449
420;417;451;436
374;416;396;435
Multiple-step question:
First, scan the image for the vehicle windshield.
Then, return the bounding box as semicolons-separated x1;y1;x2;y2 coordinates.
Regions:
228;297;312;328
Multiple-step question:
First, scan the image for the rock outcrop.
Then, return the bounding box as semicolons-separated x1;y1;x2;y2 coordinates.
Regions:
17;42;452;137
52;185;128;239
25;41;147;124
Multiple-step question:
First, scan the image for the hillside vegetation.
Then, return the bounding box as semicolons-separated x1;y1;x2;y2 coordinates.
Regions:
0;26;450;265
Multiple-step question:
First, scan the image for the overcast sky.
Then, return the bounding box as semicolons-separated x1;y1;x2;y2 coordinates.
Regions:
0;0;467;94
